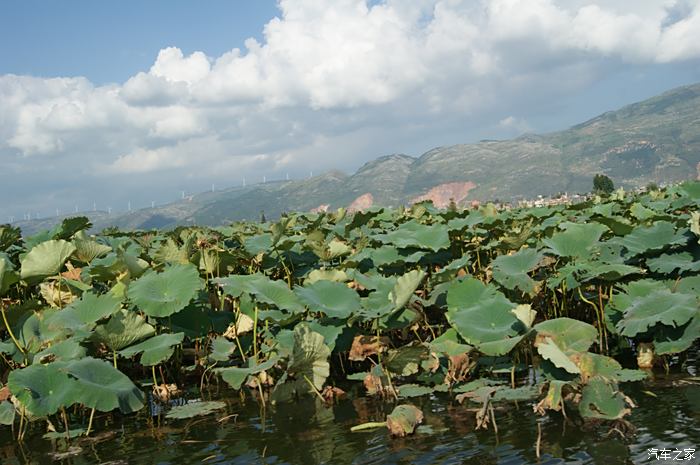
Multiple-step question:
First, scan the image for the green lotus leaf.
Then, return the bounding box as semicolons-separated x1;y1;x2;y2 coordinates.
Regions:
52;292;122;329
20;240;77;283
542;223;608;259
8;363;78;416
217;357;279;389
453;378;504;393
385;343;430;377
33;337;86;364
537;338;580;374
511;304;537;329
614;221;687;256
690;211;699;243
646;252;700;274
42;428;86;440
128;264;204;317
303;269;348;285
397;384;434;398
375;221;450;252
653;315;700;355
614;288;697;337
166;401;226;420
429;328;472;356
0;253;19;295
446;278;525;350
154;237;193;264
306;320;346;351
295;280;360;319
119;332;184;366
491;248;544;295
93;309;155;351
358;269;425;320
72;239;112;264
476;336;525;356
49;217;91;240
533;318;598;352
390;269;426;311
578;376;630;420
629;203;656;221
64;357;144;413
0;401;15;425
492;385;539;402
209;336;236;362
614;369;648;382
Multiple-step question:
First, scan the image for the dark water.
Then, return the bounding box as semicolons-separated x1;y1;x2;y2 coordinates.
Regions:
1;373;698;465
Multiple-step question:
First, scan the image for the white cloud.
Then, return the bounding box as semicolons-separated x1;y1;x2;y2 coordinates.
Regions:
2;0;700;218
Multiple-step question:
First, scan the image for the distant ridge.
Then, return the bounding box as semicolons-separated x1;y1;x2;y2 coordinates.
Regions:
13;82;700;234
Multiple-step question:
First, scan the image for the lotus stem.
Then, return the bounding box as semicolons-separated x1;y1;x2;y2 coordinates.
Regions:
577;287;604;353
535;421;542;459
253;306;259;363
113;350;118;368
85;408;96;437
350;421;387;432
152;366;158;388
302;374;325;402
1;302;26;361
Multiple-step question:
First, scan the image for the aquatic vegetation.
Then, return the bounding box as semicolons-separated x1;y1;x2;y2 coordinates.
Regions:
0;182;698;442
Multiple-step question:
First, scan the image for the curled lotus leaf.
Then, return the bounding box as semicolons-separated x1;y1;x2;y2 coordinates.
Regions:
216;357;279;390
0;253;19;295
533;317;598;353
613;285;698;337
128;263;204;317
536;337;580;374
64;357;144;413
93;309;155;351
613;221;687;256
20;240;77;283
386;404;424;437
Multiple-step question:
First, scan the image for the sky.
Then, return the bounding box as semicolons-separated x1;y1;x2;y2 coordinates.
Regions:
2;0;700;222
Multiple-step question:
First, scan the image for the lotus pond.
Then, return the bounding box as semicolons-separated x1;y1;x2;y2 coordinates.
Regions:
0;183;699;464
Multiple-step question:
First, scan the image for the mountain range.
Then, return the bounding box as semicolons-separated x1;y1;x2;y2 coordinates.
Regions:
13;82;700;234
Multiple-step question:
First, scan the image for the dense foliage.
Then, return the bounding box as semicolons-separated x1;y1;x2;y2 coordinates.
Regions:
0;182;698;440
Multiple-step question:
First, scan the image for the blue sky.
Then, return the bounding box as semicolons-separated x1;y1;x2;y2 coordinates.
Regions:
2;1;700;222
0;1;279;84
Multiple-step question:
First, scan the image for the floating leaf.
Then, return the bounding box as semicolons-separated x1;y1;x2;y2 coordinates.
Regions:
578;376;630;420
166;401;226;419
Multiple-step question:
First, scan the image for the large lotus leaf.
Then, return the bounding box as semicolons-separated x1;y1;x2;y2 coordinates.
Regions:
358;269;425;321
541;223;608;259
389;269;426;311
429;328;473;356
64;357;144;413
537;338;580;374
209;336;236;362
295;280;360;319
128;264;203;317
375;221;450;252
0;225;22;252
0;253;19;295
385;343;430;377
288;323;331;390
8;363;78;416
615;288;697;337
306;319;346;351
491;248;544;295
119;332;184;366
578;376;630;420
54;292;122;329
72;239;112;264
446;278;524;349
614;221;687;256
93;309;155;351
20;240;77;282
33;337;86;364
577;352;621;381
476;335;525;356
647;252;700;274
217;357;279;389
0;401;15;425
154;238;192;264
653;315;700;355
533;318;598;352
214;274;261;298
170;303;234;339
166;401;226;419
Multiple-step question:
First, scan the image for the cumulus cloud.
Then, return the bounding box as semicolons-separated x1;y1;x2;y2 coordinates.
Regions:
2;0;700;219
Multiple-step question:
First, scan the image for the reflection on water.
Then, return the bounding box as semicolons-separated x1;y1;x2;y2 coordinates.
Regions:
1;373;698;464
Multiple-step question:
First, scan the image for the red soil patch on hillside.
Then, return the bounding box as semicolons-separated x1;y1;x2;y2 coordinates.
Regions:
411;182;476;208
348;193;374;212
310;204;330;213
